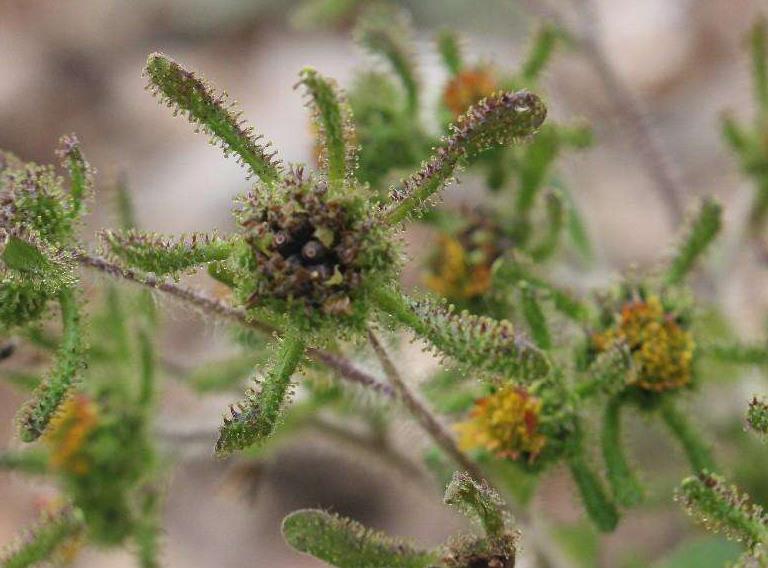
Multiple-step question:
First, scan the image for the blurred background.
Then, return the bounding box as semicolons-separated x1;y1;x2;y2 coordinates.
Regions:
2;0;768;566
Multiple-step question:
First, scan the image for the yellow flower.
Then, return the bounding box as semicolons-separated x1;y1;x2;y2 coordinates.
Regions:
455;385;547;462
443;67;498;117
593;296;694;392
44;395;99;476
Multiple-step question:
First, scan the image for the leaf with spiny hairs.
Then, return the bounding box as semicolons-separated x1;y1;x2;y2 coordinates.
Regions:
602;396;644;507
371;287;550;382
748;396;768;437
519;282;551;350
520;24;559;83
16;289;83;442
55;134;92;220
576;344;632;399
677;472;768;551
215;335;306;456
100;229;233;277
355;5;420;116
530;191;565;262
752;17;768;112
0;449;49;475
281;509;438;568
0;507;84;568
144;53;282;184
665;198;722;286
437;29;463;75
385;91;546;224
297;67;357;190
568;452;620;532
444;472;508;539
702;342;768;366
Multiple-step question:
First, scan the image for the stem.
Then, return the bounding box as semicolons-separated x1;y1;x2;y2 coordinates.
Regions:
367;329;488;487
602;396;643;507
659;399;715;473
75;252;395;398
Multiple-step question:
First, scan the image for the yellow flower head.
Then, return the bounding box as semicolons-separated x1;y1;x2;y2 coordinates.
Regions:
443;66;498;117
455;384;547;462
425;213;508;302
44;394;99;476
593;295;695;392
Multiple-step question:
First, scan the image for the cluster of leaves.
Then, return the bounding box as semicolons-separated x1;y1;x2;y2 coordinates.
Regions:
1;183;162;566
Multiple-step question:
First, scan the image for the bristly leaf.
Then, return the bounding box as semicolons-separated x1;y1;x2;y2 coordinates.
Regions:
665;198;722;286
576;343;631;399
144;53;282;184
371;287;550;382
530;190;565;262
281;509;438;568
385;91;546;224
751;17;768;113
677;472;768;551
16;289;83;442
0;507;84;568
602;396;644;507
659;399;716;474
0;449;49;475
296;67;357;191
356;5;420;116
519;283;552;350
216;335;306;456
100;229;233;276
747;396;768;437
520;24;559;83
437;29;464;75
703;342;768;366
568;452;620;532
55;134;92;220
444;471;508;539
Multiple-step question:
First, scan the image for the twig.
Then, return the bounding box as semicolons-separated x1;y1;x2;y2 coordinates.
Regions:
366;328;490;486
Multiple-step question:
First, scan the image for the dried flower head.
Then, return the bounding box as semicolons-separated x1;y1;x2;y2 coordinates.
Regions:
232;166;398;333
593;295;694;392
455;384;547;462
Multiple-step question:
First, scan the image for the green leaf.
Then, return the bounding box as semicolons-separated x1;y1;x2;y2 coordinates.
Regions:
101;229;233;276
297;67;356;190
385;90;547;224
602;396;644;507
747;396;768;437
356;6;420;116
568;452;619;532
520;24;559;83
282;509;437;568
519;282;551;349
144;52;282;184
444;471;508;538
437;29;463;75
56;134;92;220
216;335;306;456
665;198;722;286
659;400;716;474
371;287;550;382
677;472;768;550
16;289;83;442
0;508;83;568
653;537;743;568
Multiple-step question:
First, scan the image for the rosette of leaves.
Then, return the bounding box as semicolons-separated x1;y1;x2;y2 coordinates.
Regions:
1;138;92;443
99;52;548;457
282;471;519;567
